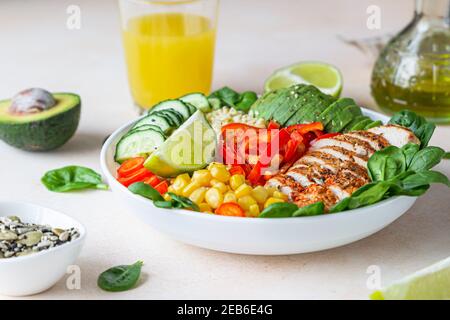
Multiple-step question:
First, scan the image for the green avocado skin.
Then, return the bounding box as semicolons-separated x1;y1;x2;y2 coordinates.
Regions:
0;103;81;151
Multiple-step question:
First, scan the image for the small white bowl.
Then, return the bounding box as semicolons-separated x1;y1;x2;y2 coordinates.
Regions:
0;202;86;296
100;108;417;255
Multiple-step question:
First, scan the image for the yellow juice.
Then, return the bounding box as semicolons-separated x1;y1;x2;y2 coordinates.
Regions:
122;13;216;109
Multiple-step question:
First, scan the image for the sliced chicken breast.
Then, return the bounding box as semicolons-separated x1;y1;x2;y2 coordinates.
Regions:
368;124;420;147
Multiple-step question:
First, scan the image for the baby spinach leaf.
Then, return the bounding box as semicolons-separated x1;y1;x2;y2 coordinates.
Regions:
401;143;420;168
154;200;173;209
128;182;164;201
367;146;406;182
346;182;392;210
401;170;450;189
408;146;446;172
259;202;299;218
292;202;325;217
98;261;143;292
208;87;258;111
41;166;108;192
444;152;450;159
167;193;199;211
389;110;435;148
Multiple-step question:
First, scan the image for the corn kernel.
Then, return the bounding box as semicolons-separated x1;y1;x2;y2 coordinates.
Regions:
251;186;269;204
238;195;257;211
199;203;213;213
189;187;207;205
163;193;172;201
223;191;237;203
264;197;284;208
205;188;224;209
172;174;191;193
191;170;212;187
229;174;245;190
211;181;228;194
181;181;201;197
273;191;288;200
247;204;260;217
234;183;252;198
167;185;176;194
265;187;278;196
210;165;231;183
208;162;226;171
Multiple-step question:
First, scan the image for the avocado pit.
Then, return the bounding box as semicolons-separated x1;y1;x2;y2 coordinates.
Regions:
9;88;56;114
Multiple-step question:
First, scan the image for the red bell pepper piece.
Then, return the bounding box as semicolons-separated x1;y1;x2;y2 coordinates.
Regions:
154;180;169;195
117;167;153;187
215;203;245;217
117;157;146;178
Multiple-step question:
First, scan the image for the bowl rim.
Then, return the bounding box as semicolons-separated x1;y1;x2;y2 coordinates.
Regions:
100;107;417;223
0;201;86;264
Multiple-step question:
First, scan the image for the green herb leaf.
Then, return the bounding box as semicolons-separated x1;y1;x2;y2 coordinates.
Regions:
292;202;325;217
209;87;240;107
128;182;164;201
401;170;450;189
367;146;406;182
41;166;108;192
235;91;258;112
167;192;200;211
97;261;143;292
408;146;446;172
154;200;173;209
389;110;435;148
259;202;299;218
401;143;420;168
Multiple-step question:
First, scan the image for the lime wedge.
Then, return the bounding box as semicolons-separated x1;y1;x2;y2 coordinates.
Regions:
144;110;216;177
264;61;343;98
371;256;450;300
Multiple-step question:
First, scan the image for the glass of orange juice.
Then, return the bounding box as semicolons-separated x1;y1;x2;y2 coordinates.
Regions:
118;0;219;112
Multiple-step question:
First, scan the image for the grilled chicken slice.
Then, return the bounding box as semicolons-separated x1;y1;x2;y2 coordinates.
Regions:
368;124;420;147
266;125;419;211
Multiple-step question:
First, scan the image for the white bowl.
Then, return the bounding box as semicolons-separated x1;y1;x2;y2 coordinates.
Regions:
100;108;417;255
0;202;86;296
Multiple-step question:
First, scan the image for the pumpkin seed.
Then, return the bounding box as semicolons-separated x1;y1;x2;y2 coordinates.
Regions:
19;231;43;246
0;230;18;241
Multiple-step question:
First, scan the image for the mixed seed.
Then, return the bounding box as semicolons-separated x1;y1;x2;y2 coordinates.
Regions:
0;216;80;259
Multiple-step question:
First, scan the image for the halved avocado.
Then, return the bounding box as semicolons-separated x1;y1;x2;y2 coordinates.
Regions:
0;93;81;151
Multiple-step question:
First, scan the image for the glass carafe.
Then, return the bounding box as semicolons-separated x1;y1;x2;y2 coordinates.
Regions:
371;0;450;123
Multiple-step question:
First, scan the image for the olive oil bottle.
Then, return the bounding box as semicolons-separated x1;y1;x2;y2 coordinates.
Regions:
371;0;450;123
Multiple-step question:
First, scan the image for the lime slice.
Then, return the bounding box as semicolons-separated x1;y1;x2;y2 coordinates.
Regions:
144;110;216;177
371;256;450;300
264;61;343;98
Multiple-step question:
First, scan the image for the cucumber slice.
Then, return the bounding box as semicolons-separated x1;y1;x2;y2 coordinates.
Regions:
180;93;211;113
127;124;166;138
132;114;172;133
151;111;177;127
114;128;166;163
185;102;197;115
156;110;184;127
208;97;222;110
150;99;190;120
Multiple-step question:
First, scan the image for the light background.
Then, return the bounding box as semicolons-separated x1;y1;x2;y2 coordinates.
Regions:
0;0;448;299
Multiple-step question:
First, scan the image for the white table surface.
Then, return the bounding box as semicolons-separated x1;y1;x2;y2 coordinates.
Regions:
1;0;449;300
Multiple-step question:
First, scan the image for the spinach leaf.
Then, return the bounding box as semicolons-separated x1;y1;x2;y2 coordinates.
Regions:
98;261;143;292
401;143;420;168
408;146;445;172
167;193;200;211
259;202;298;218
154;200;173;209
236;91;258;112
346;182;392;210
401;171;450;189
128;182;164;201
367;146;406;181
41;166;108;192
208;87;258;112
389;110;435;148
292;202;325;217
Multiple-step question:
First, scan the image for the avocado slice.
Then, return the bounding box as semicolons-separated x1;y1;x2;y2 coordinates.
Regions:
342;115;367;132
349;118;372;131
364;120;383;130
272;85;315;125
318;98;355;128
286;92;334;125
0;93;81;151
